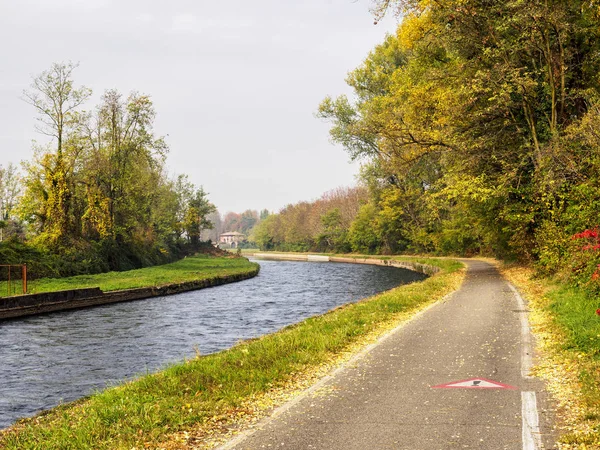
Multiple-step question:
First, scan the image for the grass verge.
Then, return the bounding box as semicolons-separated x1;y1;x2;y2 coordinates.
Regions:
5;255;259;294
224;249;260;254
500;265;600;448
0;257;464;450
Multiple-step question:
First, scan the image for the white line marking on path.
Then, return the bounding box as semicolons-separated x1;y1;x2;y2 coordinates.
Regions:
510;284;543;448
522;391;542;450
508;283;534;379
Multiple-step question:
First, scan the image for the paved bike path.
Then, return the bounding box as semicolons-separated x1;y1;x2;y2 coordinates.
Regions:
220;260;555;449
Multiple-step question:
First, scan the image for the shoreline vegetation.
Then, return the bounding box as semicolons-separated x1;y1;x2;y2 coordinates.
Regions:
0;254;261;320
1;254;259;295
0;256;464;449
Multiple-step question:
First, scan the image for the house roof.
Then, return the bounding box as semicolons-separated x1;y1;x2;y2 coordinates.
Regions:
220;232;245;237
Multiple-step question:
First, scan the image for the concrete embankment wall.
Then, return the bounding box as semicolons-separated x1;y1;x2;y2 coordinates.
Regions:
0;267;260;321
252;253;440;276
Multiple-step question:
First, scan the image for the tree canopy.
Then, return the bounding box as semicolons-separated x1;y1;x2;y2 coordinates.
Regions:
4;63;216;276
315;0;600;274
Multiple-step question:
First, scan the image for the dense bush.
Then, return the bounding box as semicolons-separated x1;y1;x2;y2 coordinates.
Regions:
0;238;215;281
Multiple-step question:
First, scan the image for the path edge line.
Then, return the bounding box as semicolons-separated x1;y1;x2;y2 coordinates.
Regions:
216;288;460;450
508;282;534;379
522;391;542;450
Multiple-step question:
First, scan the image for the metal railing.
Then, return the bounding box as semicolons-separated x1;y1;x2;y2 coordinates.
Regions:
0;264;27;297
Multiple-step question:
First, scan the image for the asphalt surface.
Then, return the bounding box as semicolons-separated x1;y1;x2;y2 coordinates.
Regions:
220;260;555;450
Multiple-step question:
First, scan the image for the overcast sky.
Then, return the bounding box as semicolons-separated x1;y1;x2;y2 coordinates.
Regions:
0;0;398;214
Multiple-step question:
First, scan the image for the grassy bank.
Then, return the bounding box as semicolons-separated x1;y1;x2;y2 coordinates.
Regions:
2;255;259;295
0;257;464;449
224;248;260;254
501;266;600;448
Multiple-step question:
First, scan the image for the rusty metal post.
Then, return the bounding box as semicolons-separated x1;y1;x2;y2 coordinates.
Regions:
22;264;27;294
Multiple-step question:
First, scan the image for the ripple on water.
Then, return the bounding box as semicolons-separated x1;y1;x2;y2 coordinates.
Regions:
0;260;425;428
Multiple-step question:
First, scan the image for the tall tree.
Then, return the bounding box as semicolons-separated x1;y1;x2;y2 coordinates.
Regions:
22;62;91;158
78;90;169;245
319;1;600;259
0;163;21;222
182;188;215;246
222;212;242;233
259;209;270;220
21;62;91;245
239;210;259;235
201;210;223;242
0;163;22;241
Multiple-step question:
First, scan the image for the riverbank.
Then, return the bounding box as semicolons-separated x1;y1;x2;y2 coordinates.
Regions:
0;255;260;320
13;254;259;293
252;253;440;276
0;256;464;449
501;265;600;448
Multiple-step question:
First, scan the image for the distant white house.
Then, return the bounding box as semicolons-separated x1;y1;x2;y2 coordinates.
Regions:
219;231;245;248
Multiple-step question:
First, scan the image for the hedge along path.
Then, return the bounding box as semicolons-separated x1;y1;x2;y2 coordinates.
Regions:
0;257;465;450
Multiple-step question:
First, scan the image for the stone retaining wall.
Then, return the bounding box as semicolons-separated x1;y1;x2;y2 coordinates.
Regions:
0;267;260;321
0;288;103;310
252;253;440;276
329;256;440;276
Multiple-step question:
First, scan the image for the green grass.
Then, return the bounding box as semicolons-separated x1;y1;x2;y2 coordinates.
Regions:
0;256;463;449
502;265;600;447
546;284;600;446
547;285;600;359
1;255;259;295
224;248;260;254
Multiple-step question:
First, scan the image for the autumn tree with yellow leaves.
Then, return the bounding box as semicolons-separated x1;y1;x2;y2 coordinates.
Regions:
318;0;600;271
15;63;215;274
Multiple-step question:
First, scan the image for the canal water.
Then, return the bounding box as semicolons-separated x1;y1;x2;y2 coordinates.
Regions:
0;259;426;429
